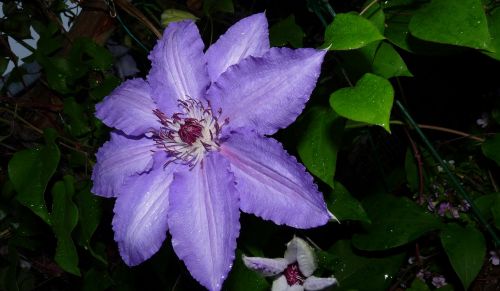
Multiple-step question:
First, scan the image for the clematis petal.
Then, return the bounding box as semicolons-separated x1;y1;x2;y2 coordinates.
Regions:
207;47;326;135
148;21;209;114
272;276;290;291
242;256;288;276
206;13;269;82
303;276;337;291
112;154;173;266
284;237;317;277
91;131;156;197
168;152;240;291
220;130;330;228
95;78;159;136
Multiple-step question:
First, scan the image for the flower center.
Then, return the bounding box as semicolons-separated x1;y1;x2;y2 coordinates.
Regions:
284;263;305;286
152;98;226;167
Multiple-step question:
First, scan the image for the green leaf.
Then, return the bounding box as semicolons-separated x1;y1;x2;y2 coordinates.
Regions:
297;107;343;187
269;15;305;48
324;13;384;50
330;73;394;132
492;196;500;230
440;223;486;290
63;97;91;137
372;42;413;78
75;186;106;264
473;193;499;220
352;194;442;251
326;181;370;223
0;57;9;75
484;7;500;60
8;128;60;224
407;278;430;291
329;240;405;291
224;250;269;291
51;176;80;276
70;38;114;71
82;268;113;291
90;75;121;102
161;9;199;27
409;0;492;51
482;134;500;166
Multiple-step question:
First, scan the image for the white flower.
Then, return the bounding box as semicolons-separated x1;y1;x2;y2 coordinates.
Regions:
243;237;337;291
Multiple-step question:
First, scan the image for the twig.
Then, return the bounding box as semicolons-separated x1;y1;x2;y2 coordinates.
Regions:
360;0;379;15
404;128;425;204
346;120;486;142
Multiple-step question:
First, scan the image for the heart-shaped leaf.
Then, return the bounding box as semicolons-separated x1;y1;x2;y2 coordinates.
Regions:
409;0;492;51
440;223;486;290
324;13;384;50
297;107;343;187
326;181;370;223
8;128;60;224
330;73;394;132
352;194;442;251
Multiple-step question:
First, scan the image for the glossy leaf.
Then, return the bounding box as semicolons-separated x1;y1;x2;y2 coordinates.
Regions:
75;186;106;264
161;9;199;27
63;97;91;137
352;194;442;251
82;268;113;291
330;73;394;132
324;13;384;50
440;223;486;290
492;196;500;230
409;0;492;50
482;134;500;166
372;42;413;78
329;240;405;291
8;128;60;224
326;181;370;223
297;107;343;187
473;193;499;221
269;15;304;48
484;7;500;60
70;38;114;71
51;176;80;276
407;278;430;291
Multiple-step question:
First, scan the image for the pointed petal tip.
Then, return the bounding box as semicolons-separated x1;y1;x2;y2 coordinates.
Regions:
328;210;340;223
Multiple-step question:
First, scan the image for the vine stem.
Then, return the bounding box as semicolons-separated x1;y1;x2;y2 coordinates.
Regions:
396;100;500;248
360;0;379;15
346;120;486;142
0;108;90;154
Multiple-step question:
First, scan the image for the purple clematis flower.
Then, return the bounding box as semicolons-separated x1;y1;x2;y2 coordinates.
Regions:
91;13;332;291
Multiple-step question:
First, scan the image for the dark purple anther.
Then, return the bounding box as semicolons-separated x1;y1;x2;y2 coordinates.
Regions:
179;119;203;145
284;263;305;286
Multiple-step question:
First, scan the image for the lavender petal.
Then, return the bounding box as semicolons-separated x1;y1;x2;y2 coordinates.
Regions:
220;130;330;228
112;154;173;266
284;237;317;276
207;47;326;135
91;131;156;197
95;78;158;136
206;13;269;82
148;21;209;115
167;152;240;291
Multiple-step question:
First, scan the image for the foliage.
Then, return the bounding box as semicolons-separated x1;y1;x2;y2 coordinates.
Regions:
1;0;500;290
